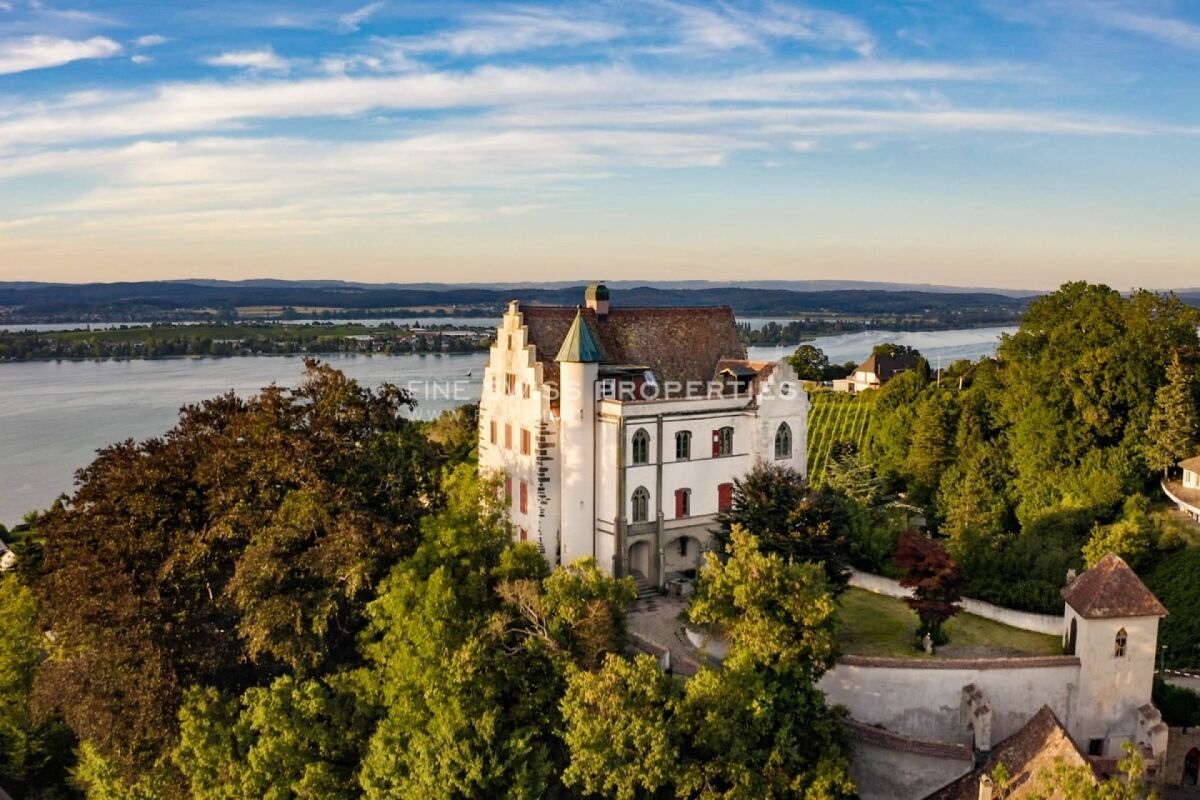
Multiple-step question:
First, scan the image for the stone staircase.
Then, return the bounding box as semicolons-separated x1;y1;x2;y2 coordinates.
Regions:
631;571;658;601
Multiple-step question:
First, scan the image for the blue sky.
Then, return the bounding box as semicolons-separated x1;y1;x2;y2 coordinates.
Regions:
1;0;1198;289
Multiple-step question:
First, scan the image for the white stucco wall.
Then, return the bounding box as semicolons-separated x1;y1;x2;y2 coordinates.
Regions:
1065;603;1160;755
818;657;1081;745
848;570;1066;636
479;304;559;560
1184;468;1199;489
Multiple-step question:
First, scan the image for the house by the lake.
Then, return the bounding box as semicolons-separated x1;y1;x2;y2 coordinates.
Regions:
841;352;922;394
477;284;810;588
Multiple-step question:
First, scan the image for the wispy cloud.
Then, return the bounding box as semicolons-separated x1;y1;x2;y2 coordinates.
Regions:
1093;6;1200;50
394;7;624;56
135;34;168;47
0;35;121;75
337;2;384;34
203;47;293;71
656;0;876;55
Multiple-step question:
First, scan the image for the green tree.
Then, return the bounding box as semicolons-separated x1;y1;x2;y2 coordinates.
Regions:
359;467;635;800
680;528;854;799
173;673;375;800
1025;742;1156;799
904;392;960;504
716;463;851;593
560;654;681;800
871;343;921;358
1082;496;1160;571
788;345;830;382
1143;351;1198;476
0;574;75;799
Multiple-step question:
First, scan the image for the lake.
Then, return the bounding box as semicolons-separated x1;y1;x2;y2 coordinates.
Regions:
0;325;1014;528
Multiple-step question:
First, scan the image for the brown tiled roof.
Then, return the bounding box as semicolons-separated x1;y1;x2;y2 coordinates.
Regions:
1062;553;1167;619
925;706;1095;799
1179;455;1200;473
519;305;745;388
846;721;974;762
856;353;921;382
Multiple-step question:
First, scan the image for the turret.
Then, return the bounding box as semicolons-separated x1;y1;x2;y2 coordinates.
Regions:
555;308;603;566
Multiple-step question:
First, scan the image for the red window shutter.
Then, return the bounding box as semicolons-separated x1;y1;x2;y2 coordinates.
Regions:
519;527;528;542
675;489;685;518
711;430;720;457
505;424;512;449
718;483;733;513
520;481;528;513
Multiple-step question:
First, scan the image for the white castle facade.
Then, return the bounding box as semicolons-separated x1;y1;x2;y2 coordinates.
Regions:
478;284;809;585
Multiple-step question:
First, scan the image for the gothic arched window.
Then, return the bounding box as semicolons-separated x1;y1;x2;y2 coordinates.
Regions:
1115;628;1128;658
774;422;792;460
632;428;650;465
632;487;649;523
675;430;692;461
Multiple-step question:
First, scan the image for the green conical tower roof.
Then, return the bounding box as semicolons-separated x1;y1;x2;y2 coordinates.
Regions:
555;308;603;363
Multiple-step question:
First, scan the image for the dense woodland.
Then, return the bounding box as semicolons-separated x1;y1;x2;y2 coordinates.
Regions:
1;281;1197;799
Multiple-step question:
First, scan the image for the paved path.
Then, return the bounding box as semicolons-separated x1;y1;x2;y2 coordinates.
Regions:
627;593;711;676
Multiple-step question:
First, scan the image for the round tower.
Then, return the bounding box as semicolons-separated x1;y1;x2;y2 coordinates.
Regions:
555;308;602;566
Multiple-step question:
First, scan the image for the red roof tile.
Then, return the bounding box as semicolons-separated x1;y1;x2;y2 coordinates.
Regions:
1062;554;1167;619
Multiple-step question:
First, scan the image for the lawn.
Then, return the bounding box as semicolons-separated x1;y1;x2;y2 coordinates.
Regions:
835;588;1063;659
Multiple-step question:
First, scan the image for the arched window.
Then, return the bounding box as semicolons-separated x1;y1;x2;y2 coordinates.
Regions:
632;487;649;523
1115;628;1128;658
774;422;792;460
675;430;691;461
1184;747;1200;786
631;428;650;465
713;426;734;457
1065;618;1077;656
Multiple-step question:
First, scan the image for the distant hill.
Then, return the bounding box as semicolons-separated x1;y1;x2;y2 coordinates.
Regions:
0;280;1035;323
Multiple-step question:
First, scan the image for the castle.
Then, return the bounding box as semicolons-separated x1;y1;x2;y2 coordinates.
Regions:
478;284;809;586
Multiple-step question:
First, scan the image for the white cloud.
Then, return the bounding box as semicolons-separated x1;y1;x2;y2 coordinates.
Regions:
1094;7;1200;50
656;0;876;55
395;7;624;56
0;2;14;12
0;35;121;75
337;2;385;34
136;34;168;47
131;54;152;65
203;48;293;71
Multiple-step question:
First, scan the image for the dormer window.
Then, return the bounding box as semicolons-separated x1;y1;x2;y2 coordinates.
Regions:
1115;628;1127;658
632;428;650;465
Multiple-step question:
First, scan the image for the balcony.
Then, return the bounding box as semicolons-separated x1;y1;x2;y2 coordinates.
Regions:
1162;479;1200;522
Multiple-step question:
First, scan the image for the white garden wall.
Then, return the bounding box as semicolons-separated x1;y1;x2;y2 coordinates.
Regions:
848;569;1066;637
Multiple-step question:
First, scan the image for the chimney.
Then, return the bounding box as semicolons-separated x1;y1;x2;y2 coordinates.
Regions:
1066;568;1077;585
585;283;610;320
977;775;994;800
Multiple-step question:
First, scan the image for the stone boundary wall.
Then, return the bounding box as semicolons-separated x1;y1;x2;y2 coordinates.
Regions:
848;569;1065;637
819;657;1080;744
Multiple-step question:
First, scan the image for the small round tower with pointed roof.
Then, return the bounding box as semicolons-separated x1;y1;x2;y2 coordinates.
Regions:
556;308;603;568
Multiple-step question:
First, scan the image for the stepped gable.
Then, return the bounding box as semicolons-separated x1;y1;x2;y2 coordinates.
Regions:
1062;553;1167;619
925;706;1095;799
519;304;745;388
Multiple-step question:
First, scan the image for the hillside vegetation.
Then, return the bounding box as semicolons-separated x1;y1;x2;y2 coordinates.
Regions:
806;391;877;484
